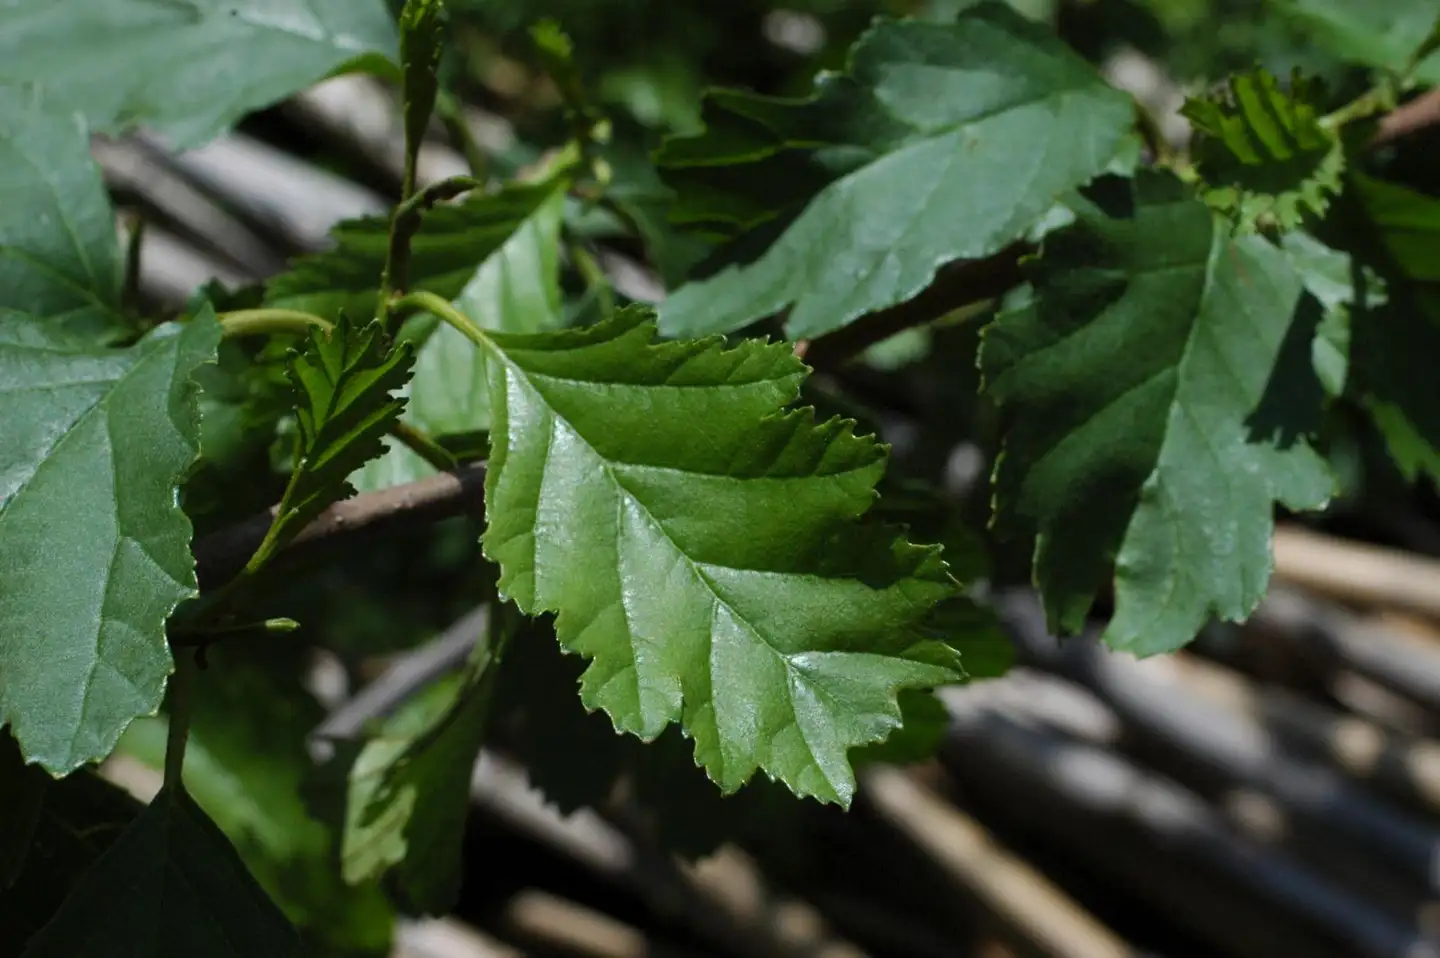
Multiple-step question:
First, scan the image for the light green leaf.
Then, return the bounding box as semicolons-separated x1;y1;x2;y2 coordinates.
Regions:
981;172;1334;656
267;181;564;324
355;185;567;491
478;308;962;805
21;787;299;957
318;628;504;914
120;649;394;954
0;308;221;773
657;4;1133;342
1180;67;1343;233
262;317;414;562
0;89;124;340
1270;0;1440;82
0;0;398;148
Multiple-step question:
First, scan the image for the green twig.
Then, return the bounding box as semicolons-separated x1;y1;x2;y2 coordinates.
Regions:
377;175;486;329
163;651;197;791
217;308;334;340
390;419;460;473
392;290;488;348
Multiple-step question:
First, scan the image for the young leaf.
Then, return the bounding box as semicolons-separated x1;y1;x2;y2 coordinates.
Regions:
0;309;221;773
656;4;1134;342
981;172;1334;656
0;89;125;340
356;184;568;490
20;787;299;957
1181;68;1343;233
399;0;448;192
0;0;399;148
266;182;563;323
315;629;504;914
477;307;962;805
119;648;395;953
260;317;414;562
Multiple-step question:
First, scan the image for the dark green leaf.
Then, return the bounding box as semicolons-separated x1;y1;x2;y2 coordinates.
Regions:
1269;0;1440;82
0;89;124;340
120;649;395;954
657;4;1134;341
266;181;564;324
0;309;220;773
982;172;1334;656
265;317;414;558
479;307;962;805
357;183;567;490
0;0;399;147
1181;67;1343;232
21;787;299;957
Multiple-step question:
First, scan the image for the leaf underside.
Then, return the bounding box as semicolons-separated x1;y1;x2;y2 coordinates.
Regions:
480;307;962;805
982;172;1334;656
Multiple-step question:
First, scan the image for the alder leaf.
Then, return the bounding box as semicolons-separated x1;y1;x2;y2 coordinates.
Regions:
478;307;962;805
266;181;566;324
20;787;299;957
0;308;220;773
264;316;414;557
316;627;504;914
1181;67;1343;233
0;89;125;340
356;183;567;490
119;648;395;953
0;0;398;148
657;3;1134;342
981;172;1335;656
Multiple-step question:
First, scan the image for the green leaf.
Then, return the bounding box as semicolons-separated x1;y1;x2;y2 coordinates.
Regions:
21;787;299;957
1;769;141;947
119;648;394;954
356;184;567;491
1270;0;1440;82
1352;174;1440;284
262;317;414;561
400;0;448;183
0;728;46;888
1180;67;1343;233
0;309;221;773
0;89;124;340
656;4;1134;342
0;0;399;148
981;172;1334;656
478;307;962;805
267;181;564;324
317;627;504;914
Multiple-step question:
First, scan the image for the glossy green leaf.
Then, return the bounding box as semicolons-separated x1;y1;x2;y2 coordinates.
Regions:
1181;67;1343;232
982;173;1334;656
479;308;962;805
0;0;399;148
1270;0;1440;82
21;787;299;957
356;184;567;490
0;89;124;340
0;309;221;773
120;649;394;954
266;182;564;324
263;317;414;561
657;4;1133;341
319;628;504;914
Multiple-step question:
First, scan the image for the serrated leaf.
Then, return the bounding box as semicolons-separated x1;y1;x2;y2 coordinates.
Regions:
0;728;46;888
267;182;564;324
478;307;962;805
656;4;1133;342
316;627;504;915
266;317;414;555
0;309;220;773
356;184;567;491
1181;68;1343;233
0;0;398;148
1;769;141;947
981;172;1334;656
1270;0;1440;83
119;648;394;954
21;787;299;957
0;89;125;340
